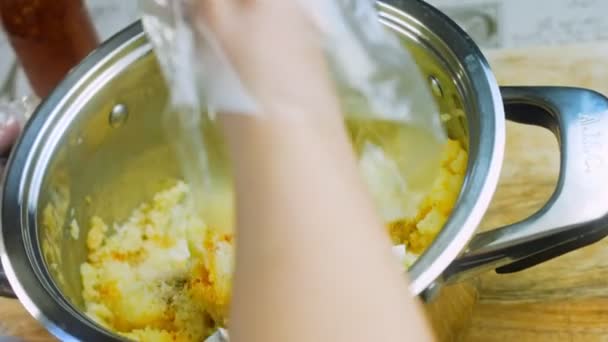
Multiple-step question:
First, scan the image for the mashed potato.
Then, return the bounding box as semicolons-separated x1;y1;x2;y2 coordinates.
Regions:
81;139;467;341
81;183;233;341
388;139;467;265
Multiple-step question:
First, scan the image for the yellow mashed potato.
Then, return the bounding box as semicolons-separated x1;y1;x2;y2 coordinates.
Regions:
81;183;232;341
80;139;467;341
389;139;467;256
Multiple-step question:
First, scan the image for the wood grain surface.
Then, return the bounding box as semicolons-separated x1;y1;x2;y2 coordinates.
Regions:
1;43;608;341
458;43;608;342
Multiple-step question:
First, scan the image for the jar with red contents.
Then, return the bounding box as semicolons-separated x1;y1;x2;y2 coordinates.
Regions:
0;0;99;98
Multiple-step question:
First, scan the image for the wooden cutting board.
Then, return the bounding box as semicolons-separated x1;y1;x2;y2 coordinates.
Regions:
2;43;608;341
458;43;608;342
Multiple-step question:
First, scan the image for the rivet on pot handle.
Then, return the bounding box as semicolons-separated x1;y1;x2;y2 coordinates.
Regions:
444;86;608;283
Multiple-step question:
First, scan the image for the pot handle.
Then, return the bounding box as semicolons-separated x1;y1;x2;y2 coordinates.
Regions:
0;97;36;298
0;152;16;298
444;86;608;283
0;269;16;298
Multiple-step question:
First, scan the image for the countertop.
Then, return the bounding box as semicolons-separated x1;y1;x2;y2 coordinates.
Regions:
461;42;608;342
2;42;608;341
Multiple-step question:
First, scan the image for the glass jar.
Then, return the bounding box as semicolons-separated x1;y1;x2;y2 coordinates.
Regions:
0;0;99;97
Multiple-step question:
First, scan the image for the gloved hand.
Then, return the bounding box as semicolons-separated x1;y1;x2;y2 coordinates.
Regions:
196;0;339;119
0;96;37;173
0;118;20;160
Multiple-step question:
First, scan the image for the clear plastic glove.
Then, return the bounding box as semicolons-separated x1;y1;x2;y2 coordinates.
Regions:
194;0;343;118
141;0;444;130
140;0;447;228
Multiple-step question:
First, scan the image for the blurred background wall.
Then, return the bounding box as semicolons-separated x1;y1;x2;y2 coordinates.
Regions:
1;0;608;99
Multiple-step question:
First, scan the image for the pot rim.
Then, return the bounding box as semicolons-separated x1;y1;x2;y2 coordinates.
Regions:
377;0;505;295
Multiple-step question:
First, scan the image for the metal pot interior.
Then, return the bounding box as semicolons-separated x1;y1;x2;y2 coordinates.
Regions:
39;20;468;308
2;0;503;338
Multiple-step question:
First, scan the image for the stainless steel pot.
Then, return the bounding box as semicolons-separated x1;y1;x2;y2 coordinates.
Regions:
2;0;608;340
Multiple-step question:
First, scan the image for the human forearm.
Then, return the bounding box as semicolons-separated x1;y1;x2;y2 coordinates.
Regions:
201;0;434;339
221;112;434;342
